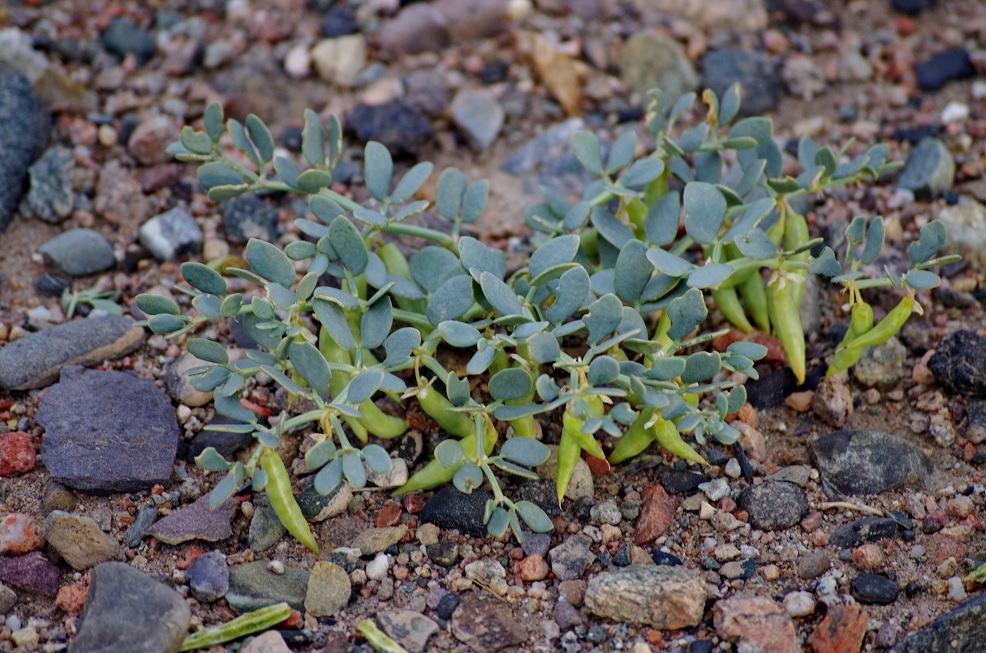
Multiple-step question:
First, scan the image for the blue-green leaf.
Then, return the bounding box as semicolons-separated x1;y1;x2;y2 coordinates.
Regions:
198;161;243;190
364;141;393;201
644;192;680;247
245;239;295;288
343;451;367;489
591;207;634;249
289;341;331;392
546;266;590;324
529;235;580;281
436;439;466;468
346;370;384;404
426;275;475;326
314;458;343;495
302;109;325;167
904;269;941;290
245;114;274;163
620;158;664;190
363;444;392;474
187;338;228;365
480;271;522;316
488;368;532;402
329;216;368;275
614;240;652;304
607;131;636;174
683;182;727;245
439;321;482;347
391;162;433;202
384;327;421;366
500;439;549;467
411;246;464;293
147;313;186;334
687;263;734;289
587;355;619;384
572;130;603;176
667;288;707;341
459;237;506;281
436;168;466;220
528;332;561;363
360;296;393;349
646;247;693;277
584;294;623;344
136;294;179;316
313;299;357;350
907;220;947;265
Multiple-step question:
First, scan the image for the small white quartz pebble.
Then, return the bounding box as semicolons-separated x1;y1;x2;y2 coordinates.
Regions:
784;591;816;617
366;552;389;581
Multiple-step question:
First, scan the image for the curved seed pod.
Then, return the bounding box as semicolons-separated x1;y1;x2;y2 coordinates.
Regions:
261;448;319;553
767;273;806;384
842;293;914;350
179;603;291;651
555;424;582;504
608;407;657;465
826;300;875;377
737;270;770;332
417;383;474;438
713;286;754;332
651;417;706;465
358;400;409;439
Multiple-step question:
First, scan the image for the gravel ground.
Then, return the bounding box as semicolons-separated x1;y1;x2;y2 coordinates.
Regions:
2;1;986;652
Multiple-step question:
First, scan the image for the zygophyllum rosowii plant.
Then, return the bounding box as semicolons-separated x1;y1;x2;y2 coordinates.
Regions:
136;84;956;549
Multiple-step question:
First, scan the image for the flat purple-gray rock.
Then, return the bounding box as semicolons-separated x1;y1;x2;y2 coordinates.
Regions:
0;316;144;390
37;366;178;494
71;562;190;653
0;552;60;597
145;494;238;545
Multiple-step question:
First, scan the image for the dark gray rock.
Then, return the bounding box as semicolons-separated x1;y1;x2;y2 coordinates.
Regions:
851;573;898;605
320;4;360;37
420;487;492;536
701;49;782;116
0;552;59;597
124;505;158;548
736;481;808;530
34;271;72;298
521;532;552;559
101;18;157;65
186;427;253;461
450;592;528;652
659;467;707;494
745;366;799;409
890;591;986;652
71;562;190;653
0;317;144;390
187;551;229;603
513;479;561;519
248;496;286;553
896;137;955;200
222;195;278;244
24;146;73;223
915;48;974;91
348;100;433;157
145;494;238;545
928;330;986;397
892;0;935;15
39;228;114;276
829;517;899;549
139;206;203;262
436;593;460;620
37;366;179;494
426;540;459;567
0;69;50;231
297;479;351;522
226;561;310;613
809;430;933;497
548;535;595;581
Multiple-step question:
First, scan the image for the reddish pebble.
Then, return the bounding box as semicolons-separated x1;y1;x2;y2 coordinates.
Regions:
376;504;403;528
0;432;36;477
0;513;43;555
635;483;677;545
851;544;885;572
177;547;206;570
808;602;868;653
282;610;302;629
718;497;737;513
800;511;823;532
894;16;916;36
56;584;88;614
583;454;611;475
516;554;549;581
402;494;426;514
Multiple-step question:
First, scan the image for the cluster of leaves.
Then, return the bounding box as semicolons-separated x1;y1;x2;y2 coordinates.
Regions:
138;85;949;548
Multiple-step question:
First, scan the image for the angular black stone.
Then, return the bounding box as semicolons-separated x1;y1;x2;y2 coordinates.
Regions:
915;48;974;91
809;430;933;497
72;562;190;653
928;330;986;397
101;18;157;65
851;573;899;605
890;592;986;652
420;487;492;537
37;366;179;494
348;100;433;157
658;467;707;495
829;517;899;549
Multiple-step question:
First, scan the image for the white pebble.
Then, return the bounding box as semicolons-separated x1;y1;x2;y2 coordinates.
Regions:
267;560;285;575
941;101;970;124
724;458;742;479
699;478;730;502
973;81;986;100
366;552;389;581
816;576;838;596
284;43;311;78
947;576;968;602
784;590;816;617
176;405;192;423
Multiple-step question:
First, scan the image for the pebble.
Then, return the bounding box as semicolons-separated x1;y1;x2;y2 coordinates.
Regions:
517;554;549;581
714;594;798;653
95;160;152;225
241;631;292;653
891;591;986;651
590;500;621;525
851;573;898;604
449;592;528;651
38;228;115;276
465;559;508;595
619;31;698;101
226;561;310;613
928;331;986;397
310;35;366;87
852;337;907;387
450;89;504;150
127;115;177;165
377;4;450;56
347;100;434;157
297;479;352;522
163;352;214;407
305;561;351;616
0;68;51;231
645;0;767;32
351;526;406;556
936;199;986;266
435;593;460;620
366;552;389;581
0;432;36;477
811;374;853;428
896;137;955;200
585;565;705;628
521;531;552;558
852;543;886;571
222;195;279;244
783;590;816;617
44;511;123;570
367;457;408;489
139;206;204;262
698;478;730;502
377;610;439;653
809;430;933;496
947;576;967;602
829;517;899;549
101;18;157;65
145;494;238;545
701;49;782;116
248;497;287;552
808;601;868;653
420;487;492;536
797;551;832;580
0;552;60;596
737;481;808;530
186;550;229;603
23;146;73;223
635;482;677;544
914;48;975;91
0;513;43;555
70;562;190;653
549;535;595;581
319;4;360;37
